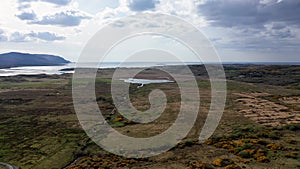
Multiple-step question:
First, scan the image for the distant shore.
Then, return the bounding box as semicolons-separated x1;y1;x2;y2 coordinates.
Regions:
0;63;300;77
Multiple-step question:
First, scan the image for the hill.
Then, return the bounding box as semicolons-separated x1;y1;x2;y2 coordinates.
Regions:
0;52;70;68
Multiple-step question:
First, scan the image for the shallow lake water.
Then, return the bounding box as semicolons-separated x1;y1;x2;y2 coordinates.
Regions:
121;78;174;88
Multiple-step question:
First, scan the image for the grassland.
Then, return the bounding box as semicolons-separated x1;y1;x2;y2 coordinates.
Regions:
0;65;299;169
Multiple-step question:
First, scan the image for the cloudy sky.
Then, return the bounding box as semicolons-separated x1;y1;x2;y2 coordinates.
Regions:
0;0;299;62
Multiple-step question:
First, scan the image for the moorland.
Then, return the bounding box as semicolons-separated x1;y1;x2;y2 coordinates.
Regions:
0;64;299;169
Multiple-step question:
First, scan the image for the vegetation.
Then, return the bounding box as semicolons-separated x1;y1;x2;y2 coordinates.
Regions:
0;65;299;168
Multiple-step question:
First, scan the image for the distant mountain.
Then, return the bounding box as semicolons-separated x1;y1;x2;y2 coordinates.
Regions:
0;52;70;68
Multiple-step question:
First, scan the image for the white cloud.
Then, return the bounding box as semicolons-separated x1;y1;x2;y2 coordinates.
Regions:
7;30;65;42
128;0;159;11
30;10;91;26
16;11;37;20
0;29;8;42
0;0;299;62
18;0;72;6
156;0;207;27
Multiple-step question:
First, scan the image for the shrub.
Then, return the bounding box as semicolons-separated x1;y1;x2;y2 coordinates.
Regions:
285;139;297;144
111;122;125;128
266;143;282;151
224;164;242;169
284;123;300;131
256;156;270;163
212;158;234;167
284;152;298;159
241;143;252;150
183;140;195;147
238;150;251;158
188;160;214;169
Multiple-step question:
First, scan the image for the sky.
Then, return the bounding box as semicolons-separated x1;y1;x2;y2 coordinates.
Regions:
0;0;299;62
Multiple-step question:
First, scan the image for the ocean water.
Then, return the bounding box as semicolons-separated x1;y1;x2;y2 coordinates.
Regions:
0;63;76;77
0;62;187;77
0;62;128;77
0;62;299;77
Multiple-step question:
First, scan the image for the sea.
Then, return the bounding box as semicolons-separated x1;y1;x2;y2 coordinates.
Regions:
0;62;299;77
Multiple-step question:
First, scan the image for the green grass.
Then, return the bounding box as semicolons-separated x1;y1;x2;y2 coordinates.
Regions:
0;80;67;89
96;78;113;83
0;66;300;169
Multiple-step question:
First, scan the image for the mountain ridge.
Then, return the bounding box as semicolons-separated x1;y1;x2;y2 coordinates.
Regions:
0;52;70;68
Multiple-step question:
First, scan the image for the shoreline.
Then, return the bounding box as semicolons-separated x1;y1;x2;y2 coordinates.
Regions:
1;63;300;77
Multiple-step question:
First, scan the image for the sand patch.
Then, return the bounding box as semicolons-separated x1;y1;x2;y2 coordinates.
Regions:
234;92;300;127
280;96;300;108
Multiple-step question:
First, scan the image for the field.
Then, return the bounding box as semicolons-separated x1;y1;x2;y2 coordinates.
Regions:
0;65;299;169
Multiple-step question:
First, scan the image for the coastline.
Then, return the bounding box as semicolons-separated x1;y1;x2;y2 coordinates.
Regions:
1;62;300;77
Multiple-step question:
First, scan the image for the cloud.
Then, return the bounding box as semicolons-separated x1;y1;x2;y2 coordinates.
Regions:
0;36;7;42
198;0;300;28
18;3;31;10
112;20;126;27
18;0;71;6
9;31;65;42
128;0;159;11
28;32;66;41
271;22;286;30
198;0;300;56
41;0;71;6
30;10;91;26
10;32;29;42
16;11;37;20
154;0;207;27
16;0;92;27
270;29;293;38
0;29;8;42
264;22;295;39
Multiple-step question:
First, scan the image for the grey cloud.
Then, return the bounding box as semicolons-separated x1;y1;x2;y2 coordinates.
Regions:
30;10;91;27
112;20;125;27
18;0;33;2
16;11;37;20
128;0;159;11
271;22;286;30
240;23;295;39
9;31;65;42
229;36;299;51
28;32;65;41
198;0;259;27
10;32;29;42
0;36;7;42
18;3;31;10
41;0;71;6
198;0;300;28
0;29;8;42
18;0;71;6
268;27;294;39
199;0;300;54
